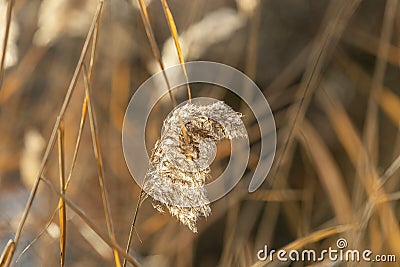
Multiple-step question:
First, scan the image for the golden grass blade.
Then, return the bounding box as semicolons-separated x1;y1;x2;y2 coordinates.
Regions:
252;45;311;250
64;0;100;188
16;85;89;262
362;0;398;165
381;154;400;184
17;61;103;265
249;224;356;267
82;66;122;267
0;240;15;267
65;95;88;189
9;3;105;265
335;50;400;125
0;0;14;90
386;191;400;202
343;29;400;68
137;0;176;107
62;2;101;189
57;122;67;267
160;0;192;102
377;89;400;125
39;176;141;267
334;49;400;190
66;0;100;192
88;15;101;83
317;87;400;256
18;5;103;266
268;0;361;186
298;119;353;224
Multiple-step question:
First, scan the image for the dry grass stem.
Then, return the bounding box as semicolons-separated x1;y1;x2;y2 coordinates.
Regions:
269;0;361;186
317;88;400;255
7;2;105;266
39;176;141;267
362;0;398;165
160;0;192;102
298;119;354;224
1;1;400;266
137;0;176;107
0;0;14;90
0;240;14;267
83;66;122;267
57;122;67;267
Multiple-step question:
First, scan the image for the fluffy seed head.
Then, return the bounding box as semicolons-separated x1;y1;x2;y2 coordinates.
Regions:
143;101;247;232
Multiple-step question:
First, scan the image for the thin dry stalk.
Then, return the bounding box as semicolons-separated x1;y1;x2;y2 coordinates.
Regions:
0;0;14;90
265;44;310;94
252;45;310;250
122;0;164;261
343;29;400;68
82;66;122;267
123;1;195;264
136;0;176;107
381;154;400;184
7;2;104;266
0;240;14;267
15;207;60;263
65;95;88;188
362;0;398;165
334;51;400;213
298;119;353;224
63;0;101;188
18;57;112;265
57;122;67;267
39;176;141;267
317;88;400;255
218;202;240;267
18;3;104;264
123;191;145;267
160;0;192;102
258;1;361;244
335;50;400;125
15;71;89;262
269;0;361;186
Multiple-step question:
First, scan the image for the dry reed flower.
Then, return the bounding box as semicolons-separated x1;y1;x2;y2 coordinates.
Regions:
143;101;247;232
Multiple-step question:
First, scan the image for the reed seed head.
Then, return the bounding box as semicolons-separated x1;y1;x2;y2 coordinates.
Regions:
143;101;247;232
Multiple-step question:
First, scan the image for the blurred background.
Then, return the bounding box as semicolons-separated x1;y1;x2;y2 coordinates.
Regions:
1;0;400;266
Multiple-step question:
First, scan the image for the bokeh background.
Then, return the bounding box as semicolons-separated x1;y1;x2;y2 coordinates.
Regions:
1;0;400;266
